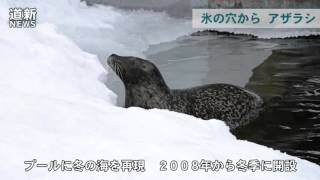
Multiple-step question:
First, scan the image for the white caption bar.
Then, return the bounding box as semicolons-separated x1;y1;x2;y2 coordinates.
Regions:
192;9;320;28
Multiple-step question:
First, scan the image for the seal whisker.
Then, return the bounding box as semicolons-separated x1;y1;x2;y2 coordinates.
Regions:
113;61;123;80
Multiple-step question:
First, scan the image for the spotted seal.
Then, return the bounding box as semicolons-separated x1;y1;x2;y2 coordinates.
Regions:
107;54;263;129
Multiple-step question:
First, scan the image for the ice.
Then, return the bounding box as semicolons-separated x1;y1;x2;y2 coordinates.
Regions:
0;0;319;180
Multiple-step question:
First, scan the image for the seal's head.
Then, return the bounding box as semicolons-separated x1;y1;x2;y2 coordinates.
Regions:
107;54;162;84
107;54;169;97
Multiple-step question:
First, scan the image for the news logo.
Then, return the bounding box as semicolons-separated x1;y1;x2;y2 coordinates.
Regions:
9;7;37;28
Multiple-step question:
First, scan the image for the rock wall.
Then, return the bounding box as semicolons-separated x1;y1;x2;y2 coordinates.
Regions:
85;0;207;18
85;0;320;18
208;0;320;8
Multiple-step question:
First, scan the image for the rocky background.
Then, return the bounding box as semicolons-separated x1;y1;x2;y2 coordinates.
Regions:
85;0;320;18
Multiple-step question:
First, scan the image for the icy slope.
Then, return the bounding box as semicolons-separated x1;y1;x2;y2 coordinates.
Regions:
0;0;319;180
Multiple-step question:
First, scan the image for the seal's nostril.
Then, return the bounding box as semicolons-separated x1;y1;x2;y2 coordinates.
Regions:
107;54;122;66
110;53;119;58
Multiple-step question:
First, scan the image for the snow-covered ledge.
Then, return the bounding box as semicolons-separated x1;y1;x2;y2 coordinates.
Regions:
0;0;319;179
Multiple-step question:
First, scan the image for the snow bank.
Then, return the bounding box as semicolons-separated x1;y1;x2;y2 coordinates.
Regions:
0;0;319;180
14;0;193;60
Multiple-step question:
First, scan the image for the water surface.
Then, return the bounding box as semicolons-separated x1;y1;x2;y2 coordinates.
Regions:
106;31;320;164
146;33;320;164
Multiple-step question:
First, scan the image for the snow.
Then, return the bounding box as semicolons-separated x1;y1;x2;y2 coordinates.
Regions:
0;0;320;180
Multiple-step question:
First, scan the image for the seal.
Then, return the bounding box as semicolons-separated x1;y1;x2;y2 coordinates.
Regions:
107;54;263;129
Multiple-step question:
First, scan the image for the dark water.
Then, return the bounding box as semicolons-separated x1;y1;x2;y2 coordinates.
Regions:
236;41;320;164
143;33;320;164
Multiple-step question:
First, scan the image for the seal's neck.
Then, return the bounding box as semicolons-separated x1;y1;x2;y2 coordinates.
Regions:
124;81;171;109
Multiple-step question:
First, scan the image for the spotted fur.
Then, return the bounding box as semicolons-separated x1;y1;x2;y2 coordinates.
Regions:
107;54;263;129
